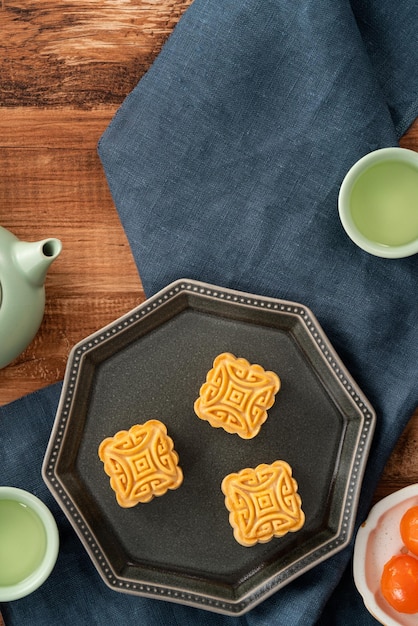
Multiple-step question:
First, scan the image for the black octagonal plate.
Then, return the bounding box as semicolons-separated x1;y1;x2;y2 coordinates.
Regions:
42;279;375;615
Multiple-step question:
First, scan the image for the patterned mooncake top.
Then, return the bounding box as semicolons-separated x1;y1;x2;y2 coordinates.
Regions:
98;420;183;507
221;460;305;547
194;352;281;439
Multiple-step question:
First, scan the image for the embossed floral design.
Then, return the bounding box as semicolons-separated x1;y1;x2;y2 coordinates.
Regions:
98;420;183;507
194;352;281;438
221;461;305;547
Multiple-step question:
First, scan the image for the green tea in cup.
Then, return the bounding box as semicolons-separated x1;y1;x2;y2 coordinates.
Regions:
0;487;59;601
339;147;418;258
0;499;47;586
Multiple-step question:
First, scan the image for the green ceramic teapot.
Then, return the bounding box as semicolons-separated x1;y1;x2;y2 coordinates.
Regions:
0;225;62;369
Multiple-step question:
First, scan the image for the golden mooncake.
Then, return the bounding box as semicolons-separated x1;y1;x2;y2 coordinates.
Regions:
221;460;305;547
194;352;281;439
98;420;183;507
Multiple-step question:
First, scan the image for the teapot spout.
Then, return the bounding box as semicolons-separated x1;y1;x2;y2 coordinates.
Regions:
13;238;62;287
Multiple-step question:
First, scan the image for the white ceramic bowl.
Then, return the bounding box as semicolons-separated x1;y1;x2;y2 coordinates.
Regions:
353;484;418;625
338;147;418;258
0;487;59;601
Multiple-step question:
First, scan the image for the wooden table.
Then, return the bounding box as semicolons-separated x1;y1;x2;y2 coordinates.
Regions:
0;2;417;622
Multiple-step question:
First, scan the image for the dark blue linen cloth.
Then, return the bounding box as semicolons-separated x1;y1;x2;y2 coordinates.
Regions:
2;0;418;624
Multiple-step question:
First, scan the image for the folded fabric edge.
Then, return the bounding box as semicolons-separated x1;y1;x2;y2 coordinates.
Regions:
397;99;418;138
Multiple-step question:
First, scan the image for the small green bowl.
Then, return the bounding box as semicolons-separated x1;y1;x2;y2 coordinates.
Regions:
0;487;59;601
338;147;418;258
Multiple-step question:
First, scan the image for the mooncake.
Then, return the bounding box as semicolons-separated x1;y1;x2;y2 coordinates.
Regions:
98;420;183;507
194;352;281;439
221;460;305;547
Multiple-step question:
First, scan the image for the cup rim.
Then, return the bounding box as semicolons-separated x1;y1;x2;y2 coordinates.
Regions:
0;486;59;601
338;147;418;258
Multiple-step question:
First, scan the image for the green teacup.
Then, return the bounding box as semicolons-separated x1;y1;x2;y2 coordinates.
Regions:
0;487;59;601
338;147;418;258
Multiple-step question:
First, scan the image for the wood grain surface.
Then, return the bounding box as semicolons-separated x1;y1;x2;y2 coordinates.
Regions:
1;0;192;106
0;3;417;621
